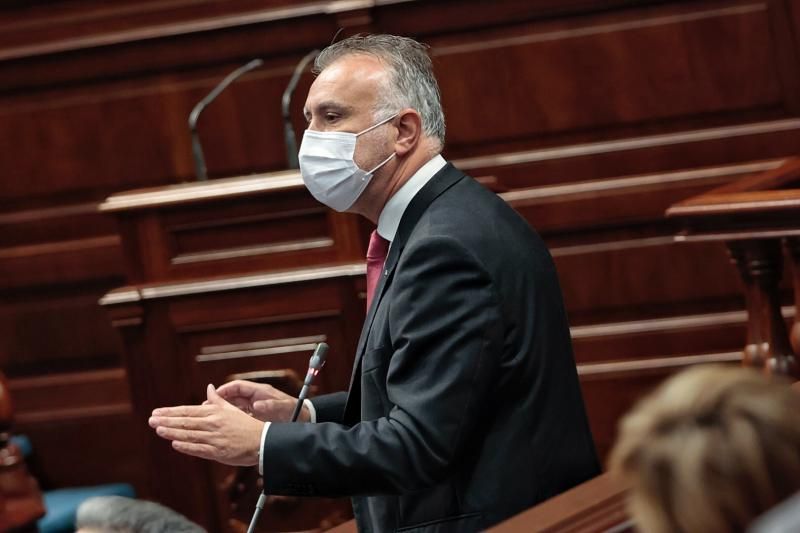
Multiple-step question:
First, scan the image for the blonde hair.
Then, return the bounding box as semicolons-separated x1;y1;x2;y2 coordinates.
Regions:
609;365;800;533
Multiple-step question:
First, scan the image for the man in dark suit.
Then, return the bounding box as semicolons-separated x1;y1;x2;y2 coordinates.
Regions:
150;34;599;532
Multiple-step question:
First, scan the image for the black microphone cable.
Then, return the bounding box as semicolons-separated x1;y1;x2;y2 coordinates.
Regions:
246;342;329;533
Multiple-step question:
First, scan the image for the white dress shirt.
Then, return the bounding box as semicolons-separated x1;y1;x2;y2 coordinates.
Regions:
259;154;447;475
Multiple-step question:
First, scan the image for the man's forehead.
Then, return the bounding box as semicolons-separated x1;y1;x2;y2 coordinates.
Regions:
305;54;386;111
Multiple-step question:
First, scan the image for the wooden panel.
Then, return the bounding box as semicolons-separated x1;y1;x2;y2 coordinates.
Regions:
571;309;753;363
171;287;361;531
456;120;800;187
487;471;631;533
0;282;123;375
0;201;113;248
501;162;779;324
500;160;785;233
432;2;784;149
793;0;800;45
181;314;354;400
15;412;149;494
104;269;366;529
578;353;742;462
7;369;148;494
556;239;742;321
161;190;340;279
0;0;305;53
102;173;366;283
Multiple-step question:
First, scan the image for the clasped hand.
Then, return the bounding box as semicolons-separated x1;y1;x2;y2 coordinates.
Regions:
148;381;310;466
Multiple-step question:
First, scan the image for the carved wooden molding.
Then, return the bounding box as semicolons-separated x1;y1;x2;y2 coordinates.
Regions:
726;239;798;377
99;262;366;305
197;334;327;363
0;0;413;62
570;307;794;340
455;119;800;171
783;237;800;356
434;3;766;56
499;160;784;205
577;351;743;378
171;237;333;265
98;169;303;212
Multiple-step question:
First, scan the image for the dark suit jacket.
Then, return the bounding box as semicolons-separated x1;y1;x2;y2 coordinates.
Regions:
263;164;600;532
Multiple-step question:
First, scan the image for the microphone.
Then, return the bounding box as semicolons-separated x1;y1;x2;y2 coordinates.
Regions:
282;49;319;169
189;58;264;181
246;342;329;533
291;342;328;421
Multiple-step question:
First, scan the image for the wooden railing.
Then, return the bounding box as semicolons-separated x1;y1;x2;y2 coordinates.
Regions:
666;158;800;379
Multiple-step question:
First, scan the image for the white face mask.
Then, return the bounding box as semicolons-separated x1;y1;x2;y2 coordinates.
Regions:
298;113;398;212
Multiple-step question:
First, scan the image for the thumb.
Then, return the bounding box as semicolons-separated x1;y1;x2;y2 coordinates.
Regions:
206;383;225;405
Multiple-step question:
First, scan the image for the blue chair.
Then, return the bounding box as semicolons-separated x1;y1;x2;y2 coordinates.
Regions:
11;435;136;533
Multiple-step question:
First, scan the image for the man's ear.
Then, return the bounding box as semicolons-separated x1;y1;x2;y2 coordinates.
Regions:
393;109;422;157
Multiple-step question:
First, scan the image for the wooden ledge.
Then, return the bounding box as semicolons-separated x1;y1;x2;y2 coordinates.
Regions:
324;473;631;533
99;169;304;213
665;158;800;241
488;472;631;533
99;262;366;305
666;157;800;217
667;189;800;218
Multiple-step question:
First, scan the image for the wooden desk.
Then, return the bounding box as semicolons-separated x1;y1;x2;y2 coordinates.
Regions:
667;158;800;378
323;472;631;533
100;171;365;531
487;473;631;533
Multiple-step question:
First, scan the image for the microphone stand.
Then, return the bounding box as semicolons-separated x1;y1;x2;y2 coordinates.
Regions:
281;49;319;169
189;58;264;181
246;342;329;533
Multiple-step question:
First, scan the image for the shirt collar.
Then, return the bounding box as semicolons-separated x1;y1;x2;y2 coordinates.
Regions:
377;154;447;242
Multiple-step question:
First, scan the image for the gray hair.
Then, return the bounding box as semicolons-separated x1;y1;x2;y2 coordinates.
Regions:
76;496;206;533
314;34;446;150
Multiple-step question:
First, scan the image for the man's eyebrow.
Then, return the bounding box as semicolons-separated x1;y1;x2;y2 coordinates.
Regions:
306;101;355;117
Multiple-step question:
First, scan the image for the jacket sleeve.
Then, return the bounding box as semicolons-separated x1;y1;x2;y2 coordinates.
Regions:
262;236;503;497
309;391;348;424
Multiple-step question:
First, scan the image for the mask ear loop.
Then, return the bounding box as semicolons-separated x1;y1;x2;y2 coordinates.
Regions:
367;152;396;174
356;112;400;137
358;112;399;174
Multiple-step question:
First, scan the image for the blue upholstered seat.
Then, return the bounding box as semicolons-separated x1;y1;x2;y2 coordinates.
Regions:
10;435;136;533
39;483;136;532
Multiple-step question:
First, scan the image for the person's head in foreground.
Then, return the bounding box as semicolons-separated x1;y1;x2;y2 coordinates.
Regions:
609;365;800;533
75;496;205;533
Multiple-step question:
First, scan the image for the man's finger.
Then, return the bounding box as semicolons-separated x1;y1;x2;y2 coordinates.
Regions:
171;441;219;461
155;426;212;443
149;415;212;431
151;404;214;417
215;380;254;399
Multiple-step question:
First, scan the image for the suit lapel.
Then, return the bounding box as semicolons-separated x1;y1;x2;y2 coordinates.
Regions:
343;164;466;415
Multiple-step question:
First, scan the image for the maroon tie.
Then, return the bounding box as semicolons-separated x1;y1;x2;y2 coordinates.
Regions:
366;230;390;310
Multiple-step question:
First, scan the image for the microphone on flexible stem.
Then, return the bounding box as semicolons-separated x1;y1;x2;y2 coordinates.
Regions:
291;341;328;421
282;49;319;169
246;342;329;533
189;58;264;181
